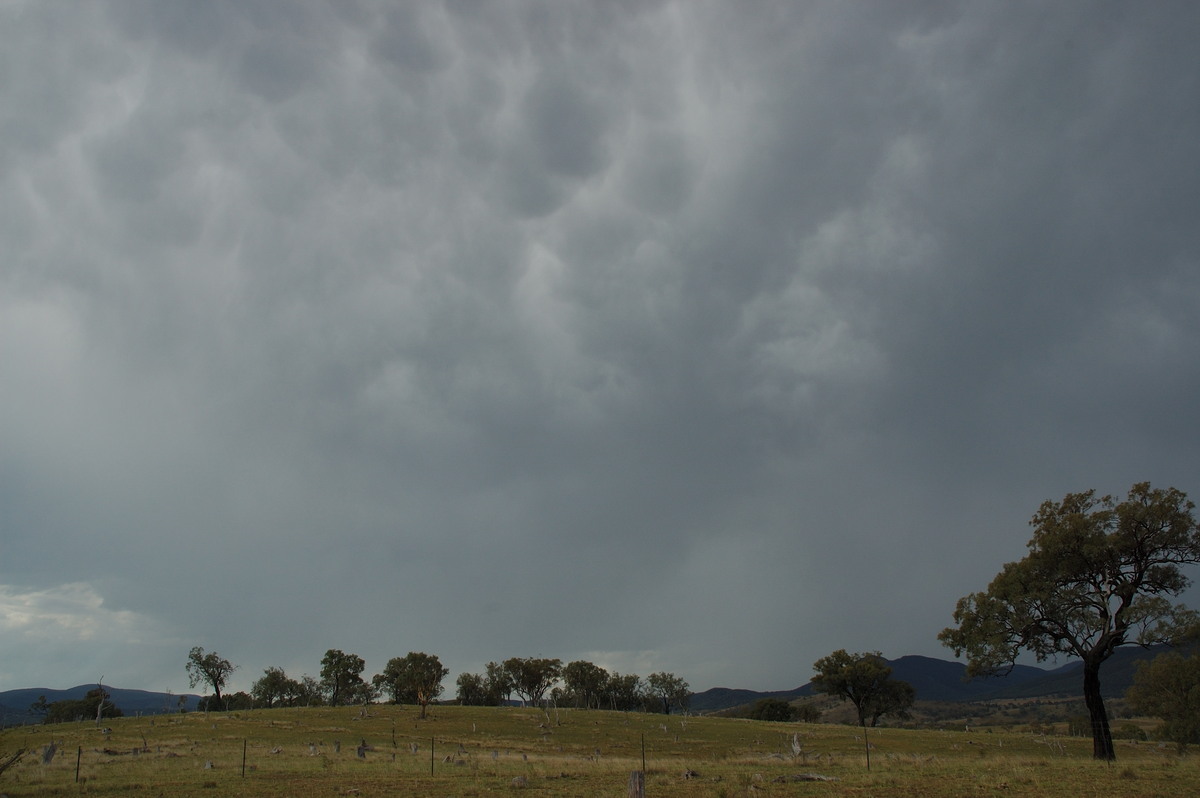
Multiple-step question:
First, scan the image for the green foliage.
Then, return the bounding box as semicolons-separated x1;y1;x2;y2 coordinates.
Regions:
746;698;797;722
484;661;515;704
1127;650;1200;752
1116;723;1147;742
939;483;1200;761
197;692;253;712
372;652;449;718
502;657;562;706
603;672;646;711
252;667;301;709
455;672;488;705
186;647;237;710
646;672;691;715
457;661;519;706
28;695;49;718
562;660;610;709
43;687;123;725
319;649;366;706
811;650;915;727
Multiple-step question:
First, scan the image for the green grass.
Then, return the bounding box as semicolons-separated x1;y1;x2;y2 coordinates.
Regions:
2;705;1197;796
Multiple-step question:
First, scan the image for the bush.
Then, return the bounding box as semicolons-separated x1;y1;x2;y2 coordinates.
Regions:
747;699;796;722
1116;723;1147;742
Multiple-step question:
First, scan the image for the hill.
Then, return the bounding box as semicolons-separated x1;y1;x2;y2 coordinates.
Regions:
0;685;200;727
689;647;1172;713
3;703;1197;796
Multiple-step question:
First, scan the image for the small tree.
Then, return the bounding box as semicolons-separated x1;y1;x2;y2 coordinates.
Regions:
320;649;366;706
794;701;823;723
562;660;610;709
186;647;237;711
939;483;1200;761
1126;649;1200;752
747;698;797;722
28;695;49;719
810;650;914;728
252;667;297;709
44;688;123;725
485;661;515;705
502;657;562;706
296;674;324;707
646;672;691;715
373;652;449;719
603;672;644;711
455;672;489;706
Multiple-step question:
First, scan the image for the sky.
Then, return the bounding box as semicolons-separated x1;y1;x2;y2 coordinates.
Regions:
2;0;1199;699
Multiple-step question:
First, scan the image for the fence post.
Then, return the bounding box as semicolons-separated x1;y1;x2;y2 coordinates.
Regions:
627;770;645;797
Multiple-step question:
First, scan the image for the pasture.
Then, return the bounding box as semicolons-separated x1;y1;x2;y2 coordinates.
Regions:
2;705;1196;796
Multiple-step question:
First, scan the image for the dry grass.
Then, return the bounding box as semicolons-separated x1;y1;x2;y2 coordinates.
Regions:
2;704;1196;796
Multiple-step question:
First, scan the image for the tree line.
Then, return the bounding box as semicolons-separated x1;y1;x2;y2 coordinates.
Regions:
181;648;691;719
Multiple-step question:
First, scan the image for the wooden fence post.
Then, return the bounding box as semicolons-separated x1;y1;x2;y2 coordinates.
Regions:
627;770;645;797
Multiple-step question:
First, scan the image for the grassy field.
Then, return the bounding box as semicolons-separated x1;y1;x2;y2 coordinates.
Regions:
2;704;1196;797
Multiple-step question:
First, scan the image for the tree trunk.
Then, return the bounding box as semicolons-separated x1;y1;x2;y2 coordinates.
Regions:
1082;659;1115;761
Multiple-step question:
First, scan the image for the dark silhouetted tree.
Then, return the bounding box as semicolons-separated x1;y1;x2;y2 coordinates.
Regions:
320;649;366;706
186;647;236;711
646;672;691;715
811;650;914;728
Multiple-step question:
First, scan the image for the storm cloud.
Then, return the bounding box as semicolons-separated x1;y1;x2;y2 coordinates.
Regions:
2;1;1198;695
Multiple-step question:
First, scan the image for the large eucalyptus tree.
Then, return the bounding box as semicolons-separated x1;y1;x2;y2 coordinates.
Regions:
940;483;1200;760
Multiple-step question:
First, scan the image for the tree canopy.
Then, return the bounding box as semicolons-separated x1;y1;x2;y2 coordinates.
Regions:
939;483;1200;760
1126;648;1200;752
810;650;914;728
185;647;236;710
562;660;610;709
502;657;562;707
746;697;797;722
42;688;123;725
373;652;449;718
646;672;691;715
320;649;367;706
251;666;303;709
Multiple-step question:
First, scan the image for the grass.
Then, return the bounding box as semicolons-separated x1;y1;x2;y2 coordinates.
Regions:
2;704;1197;796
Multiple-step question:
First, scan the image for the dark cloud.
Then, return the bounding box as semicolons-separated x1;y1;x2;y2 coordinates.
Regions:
2;0;1198;693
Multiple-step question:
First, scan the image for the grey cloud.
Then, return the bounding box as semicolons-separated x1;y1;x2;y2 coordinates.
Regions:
2;0;1199;693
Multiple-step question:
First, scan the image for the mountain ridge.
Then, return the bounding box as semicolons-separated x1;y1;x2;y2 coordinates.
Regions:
689;647;1171;713
0;685;201;727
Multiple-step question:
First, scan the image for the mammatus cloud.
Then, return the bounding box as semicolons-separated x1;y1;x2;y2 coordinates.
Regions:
2;1;1199;694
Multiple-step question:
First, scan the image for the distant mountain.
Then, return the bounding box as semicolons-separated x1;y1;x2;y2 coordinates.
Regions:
0;685;201;727
978;644;1182;701
883;655;1048;702
689;647;1175;714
